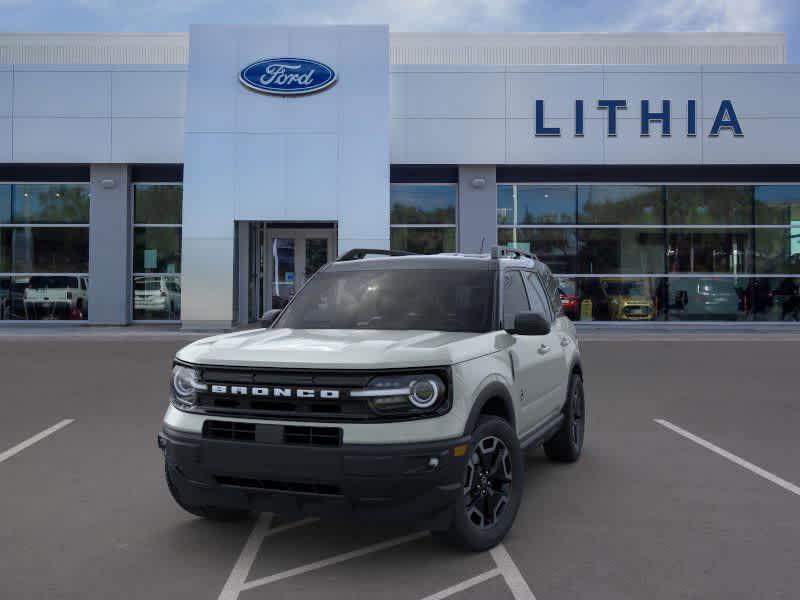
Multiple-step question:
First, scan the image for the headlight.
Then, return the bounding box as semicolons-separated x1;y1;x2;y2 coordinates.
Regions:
170;364;207;410
352;373;447;416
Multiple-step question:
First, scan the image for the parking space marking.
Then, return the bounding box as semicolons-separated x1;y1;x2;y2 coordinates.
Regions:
239;530;429;592
655;418;800;497
418;569;501;600
217;515;317;600
218;517;537;600
0;419;74;464
490;544;538;600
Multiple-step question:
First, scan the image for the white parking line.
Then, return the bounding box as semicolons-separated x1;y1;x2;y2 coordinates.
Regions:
239;530;429;591
419;568;501;600
490;543;538;600
219;515;537;600
0;419;75;464
655;418;800;497
217;515;317;600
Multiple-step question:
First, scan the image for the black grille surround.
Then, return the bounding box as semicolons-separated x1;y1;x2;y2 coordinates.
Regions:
180;362;453;423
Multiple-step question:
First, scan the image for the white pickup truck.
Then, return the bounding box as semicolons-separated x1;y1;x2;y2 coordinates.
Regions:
23;275;88;320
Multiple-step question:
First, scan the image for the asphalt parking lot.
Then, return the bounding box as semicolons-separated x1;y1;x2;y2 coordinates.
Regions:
1;330;799;600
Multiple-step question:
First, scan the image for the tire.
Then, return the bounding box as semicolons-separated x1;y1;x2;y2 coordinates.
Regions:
437;416;524;552
543;373;585;463
165;463;252;522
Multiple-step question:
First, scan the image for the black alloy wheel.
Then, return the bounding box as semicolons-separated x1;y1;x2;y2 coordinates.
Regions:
464;435;513;529
436;416;523;552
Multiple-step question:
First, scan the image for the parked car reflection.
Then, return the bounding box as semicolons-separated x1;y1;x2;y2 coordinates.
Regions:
23;275;88;320
556;277;578;320
668;278;744;321
600;278;655;321
134;275;181;320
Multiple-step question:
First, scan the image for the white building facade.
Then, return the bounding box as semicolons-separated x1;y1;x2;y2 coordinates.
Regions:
0;28;798;326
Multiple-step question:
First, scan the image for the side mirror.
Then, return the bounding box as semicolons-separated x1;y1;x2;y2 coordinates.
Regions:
507;312;551;336
261;309;282;328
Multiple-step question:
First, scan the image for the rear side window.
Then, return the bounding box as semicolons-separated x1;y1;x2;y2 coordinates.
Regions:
542;271;563;317
502;271;530;329
523;271;552;321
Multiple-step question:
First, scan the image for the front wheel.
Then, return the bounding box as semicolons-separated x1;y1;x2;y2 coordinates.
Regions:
437;416;524;552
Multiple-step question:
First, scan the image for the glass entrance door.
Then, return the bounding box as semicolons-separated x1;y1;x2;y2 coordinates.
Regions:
264;228;336;314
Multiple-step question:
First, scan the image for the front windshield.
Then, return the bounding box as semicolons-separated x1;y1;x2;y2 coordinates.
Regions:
604;281;647;296
275;268;496;332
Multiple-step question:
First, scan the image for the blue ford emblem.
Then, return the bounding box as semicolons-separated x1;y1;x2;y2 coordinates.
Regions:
239;58;337;96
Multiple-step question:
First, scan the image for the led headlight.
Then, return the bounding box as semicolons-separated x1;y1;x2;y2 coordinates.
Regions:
353;373;447;416
409;378;439;408
170;364;207;410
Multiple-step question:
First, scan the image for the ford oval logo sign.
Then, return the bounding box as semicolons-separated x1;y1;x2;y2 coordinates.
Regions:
239;58;337;96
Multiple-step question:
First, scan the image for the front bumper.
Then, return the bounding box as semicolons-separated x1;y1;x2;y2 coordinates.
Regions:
618;305;654;320
160;424;470;524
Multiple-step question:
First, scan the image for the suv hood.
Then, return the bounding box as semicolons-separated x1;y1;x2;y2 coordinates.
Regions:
176;328;498;369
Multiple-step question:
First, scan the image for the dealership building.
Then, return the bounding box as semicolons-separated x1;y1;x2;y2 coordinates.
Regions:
0;27;798;327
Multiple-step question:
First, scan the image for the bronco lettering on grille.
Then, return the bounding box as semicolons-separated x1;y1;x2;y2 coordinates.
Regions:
209;385;340;399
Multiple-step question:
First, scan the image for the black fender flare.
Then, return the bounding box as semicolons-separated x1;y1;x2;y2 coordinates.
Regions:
463;381;515;435
559;358;583;411
568;357;583;380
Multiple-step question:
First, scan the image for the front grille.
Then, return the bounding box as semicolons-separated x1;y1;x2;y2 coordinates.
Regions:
214;475;341;496
203;420;256;441
190;366;450;422
283;425;342;447
202;420;342;447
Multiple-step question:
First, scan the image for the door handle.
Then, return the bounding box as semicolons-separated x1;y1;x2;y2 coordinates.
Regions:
538;344;552;355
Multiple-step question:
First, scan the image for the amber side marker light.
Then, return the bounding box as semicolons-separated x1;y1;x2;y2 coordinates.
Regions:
453;444;468;457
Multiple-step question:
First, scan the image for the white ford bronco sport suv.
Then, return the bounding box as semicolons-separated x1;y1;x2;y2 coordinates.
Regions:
159;247;585;551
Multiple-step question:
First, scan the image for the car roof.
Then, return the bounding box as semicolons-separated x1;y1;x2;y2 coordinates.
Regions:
328;252;547;273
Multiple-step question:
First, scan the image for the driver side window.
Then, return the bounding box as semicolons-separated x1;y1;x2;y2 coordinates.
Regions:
502;271;530;329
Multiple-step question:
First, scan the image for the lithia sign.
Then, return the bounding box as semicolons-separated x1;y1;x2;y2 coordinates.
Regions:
535;99;743;138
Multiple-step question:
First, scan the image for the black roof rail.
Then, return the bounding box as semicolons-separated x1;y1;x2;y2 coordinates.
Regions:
489;245;539;261
337;248;416;262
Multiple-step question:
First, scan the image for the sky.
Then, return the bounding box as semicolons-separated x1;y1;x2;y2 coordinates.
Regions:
0;0;797;62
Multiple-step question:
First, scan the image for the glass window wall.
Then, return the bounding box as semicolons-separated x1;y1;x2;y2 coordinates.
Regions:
497;228;577;274
578;229;665;274
755;229;800;274
497;185;575;225
666;186;752;225
497;184;800;321
391;184;456;254
578;185;663;225
0;183;90;321
132;184;182;320
666;229;753;274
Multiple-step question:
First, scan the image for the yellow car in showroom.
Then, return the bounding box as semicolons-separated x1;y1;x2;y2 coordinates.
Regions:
600;278;655;321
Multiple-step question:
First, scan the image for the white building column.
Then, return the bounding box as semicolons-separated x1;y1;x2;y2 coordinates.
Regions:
458;166;497;253
88;164;131;325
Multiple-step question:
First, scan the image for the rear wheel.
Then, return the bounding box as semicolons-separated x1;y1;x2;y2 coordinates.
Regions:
437;416;523;551
543;373;585;462
165;463;252;521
